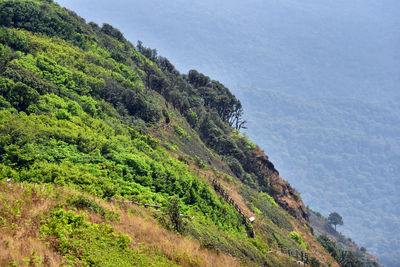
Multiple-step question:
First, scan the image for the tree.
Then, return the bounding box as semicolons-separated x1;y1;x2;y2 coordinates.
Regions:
165;196;185;234
8;82;39;111
101;23;125;42
136;40;157;61
328;212;343;230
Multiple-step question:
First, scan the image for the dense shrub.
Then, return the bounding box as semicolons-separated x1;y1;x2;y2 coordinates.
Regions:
41;209;173;266
317;234;340;259
0;27;29;52
317;234;363;267
225;156;245;179
289;231;307;249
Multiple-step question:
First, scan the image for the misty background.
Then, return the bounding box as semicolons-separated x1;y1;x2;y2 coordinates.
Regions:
56;0;400;266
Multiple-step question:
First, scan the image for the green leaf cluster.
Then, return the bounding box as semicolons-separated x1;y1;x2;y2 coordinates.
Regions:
41;208;175;266
288;231;308;250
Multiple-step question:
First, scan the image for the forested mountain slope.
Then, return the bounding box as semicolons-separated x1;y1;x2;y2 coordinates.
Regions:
0;0;353;266
54;0;400;266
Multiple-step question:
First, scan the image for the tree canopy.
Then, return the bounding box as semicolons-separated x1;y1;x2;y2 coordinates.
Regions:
328;212;343;230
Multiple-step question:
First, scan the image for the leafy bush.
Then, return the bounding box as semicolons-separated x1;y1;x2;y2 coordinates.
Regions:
289;231;307;249
317;234;340;260
68;195;119;221
225;156;245;179
163;196;186;234
173;124;190;140
7;82;40;111
309;257;321;267
317;234;363;267
41;209;174;266
0;27;29;52
0;0;88;47
194;156;205;169
185;108;198;127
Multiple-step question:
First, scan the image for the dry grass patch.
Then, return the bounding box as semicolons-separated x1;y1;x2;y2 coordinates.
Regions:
290;217;339;267
0;182;239;267
0;182;64;266
105;200;239;267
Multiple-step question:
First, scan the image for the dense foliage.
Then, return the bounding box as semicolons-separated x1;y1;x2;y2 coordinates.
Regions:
54;1;399;265
0;0;281;217
317;235;363;267
0;1;247;233
41;208;175;266
289;231;307;250
0;0;334;266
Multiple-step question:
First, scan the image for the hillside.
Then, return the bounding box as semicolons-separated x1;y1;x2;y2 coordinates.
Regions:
0;0;350;266
50;0;400;266
53;1;400;266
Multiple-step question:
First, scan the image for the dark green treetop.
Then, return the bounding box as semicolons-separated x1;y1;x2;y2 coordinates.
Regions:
328;212;343;230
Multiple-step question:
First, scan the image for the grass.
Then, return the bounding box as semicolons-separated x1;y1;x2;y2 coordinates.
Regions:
0;182;63;266
0;181;238;267
0;179;339;267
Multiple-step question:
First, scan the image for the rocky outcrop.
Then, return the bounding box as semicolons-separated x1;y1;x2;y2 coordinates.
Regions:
244;147;310;227
269;173;309;227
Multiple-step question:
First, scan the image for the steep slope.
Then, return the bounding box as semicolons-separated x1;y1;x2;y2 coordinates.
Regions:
0;182;238;266
0;0;349;266
53;1;399;266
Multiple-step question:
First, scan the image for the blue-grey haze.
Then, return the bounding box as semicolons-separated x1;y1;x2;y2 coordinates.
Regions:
57;0;400;266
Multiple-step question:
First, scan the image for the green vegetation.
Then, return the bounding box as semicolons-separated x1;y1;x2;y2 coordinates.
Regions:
173;124;190;140
317;235;362;267
0;0;338;266
242;186;293;231
289;231;307;250
0;102;244;232
0;182;178;266
41;209;175;266
0;1;293;219
68;194;119;221
0;19;248;232
0;0;285;233
163;196;185;234
328;212;343;231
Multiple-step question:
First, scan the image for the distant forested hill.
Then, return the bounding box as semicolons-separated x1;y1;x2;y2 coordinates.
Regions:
60;0;400;101
237;88;400;265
